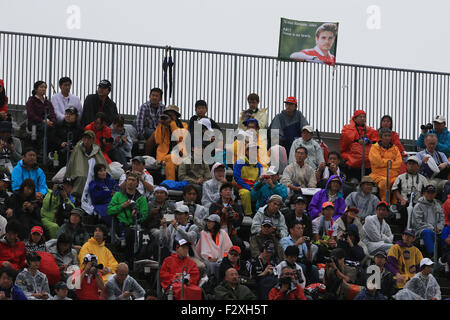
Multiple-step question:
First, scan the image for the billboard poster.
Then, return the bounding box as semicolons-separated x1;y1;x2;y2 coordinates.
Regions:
278;18;339;66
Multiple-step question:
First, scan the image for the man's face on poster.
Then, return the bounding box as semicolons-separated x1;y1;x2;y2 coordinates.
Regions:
316;31;335;53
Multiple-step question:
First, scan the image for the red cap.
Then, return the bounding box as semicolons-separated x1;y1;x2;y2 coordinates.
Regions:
322;201;334;208
228;246;241;254
284;96;297;105
31;226;43;235
376;201;389;208
353;110;366;118
345;207;360;214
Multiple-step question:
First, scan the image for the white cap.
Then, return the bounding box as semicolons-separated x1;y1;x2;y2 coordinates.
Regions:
198;118;214;132
175;203;189;214
433;115;446;123
302;125;314;133
177;239;189;246
266;166;278;176
406;156;420;164
206;214;221;223
420;257;434;268
154;186;169;195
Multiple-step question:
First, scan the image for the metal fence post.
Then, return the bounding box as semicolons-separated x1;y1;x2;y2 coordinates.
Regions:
48;38;53;100
110;44;115;100
233;55;237;127
353;66;358;110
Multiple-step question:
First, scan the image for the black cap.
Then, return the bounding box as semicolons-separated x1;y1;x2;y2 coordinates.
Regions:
26;252;42;262
131;156;145;165
295;196;306;204
423;184;437;193
373;250;387;258
63;177;74;185
402;228;415;237
98;79;112;89
65;107;78;115
262;240;275;253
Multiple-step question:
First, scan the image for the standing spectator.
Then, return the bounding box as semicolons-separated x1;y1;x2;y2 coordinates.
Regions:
134;88;165;140
73;254;105;300
105;262;145;300
249;218;285;261
188;99;221;146
56;208;90;252
308;175;346;221
202;162;228;210
288;125;324;171
345;176;379;223
369;128;403;203
238;93;268;131
311;202;338;263
81;80;118;127
361;201;394;255
339;110;379;180
268;265;307;300
109;115;132;170
0;79;9;120
417;115;450;158
268;96;309;153
24;226;47;254
119;156;154;200
280;146;317;196
0;220;26;270
251;166;288;211
410;184;445;257
51;77;83;123
214;267;256;300
251;195;289;239
84;112;113;163
15;252;51;300
0;266;27;300
47;233;79;281
284;196;313;239
386;228;423;289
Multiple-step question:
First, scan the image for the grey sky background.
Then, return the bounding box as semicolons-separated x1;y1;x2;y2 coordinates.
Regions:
0;0;449;73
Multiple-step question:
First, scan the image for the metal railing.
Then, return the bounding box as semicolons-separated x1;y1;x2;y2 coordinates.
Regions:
0;30;449;140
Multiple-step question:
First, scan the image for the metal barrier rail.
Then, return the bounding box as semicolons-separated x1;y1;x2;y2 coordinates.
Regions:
0;30;449;140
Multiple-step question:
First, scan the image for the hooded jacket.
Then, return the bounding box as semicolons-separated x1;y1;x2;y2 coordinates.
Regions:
339;115;378;169
41;189;75;238
386;240;423;288
368;141;402;178
85;122;113;163
288;137;324;170
89;174;119;218
11;160;48;195
361;215;393;254
344;187;379;219
251;204;289;239
78;237;118;282
154;120;188;162
160;253;200;288
201;163;226;209
417;127;450;158
411;196;445;237
0;239;26;270
47;238;79;278
308;175;346;221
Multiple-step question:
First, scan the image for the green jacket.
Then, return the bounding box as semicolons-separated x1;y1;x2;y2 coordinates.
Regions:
40;189;75;223
214;281;256;300
178;161;212;184
107;190;148;226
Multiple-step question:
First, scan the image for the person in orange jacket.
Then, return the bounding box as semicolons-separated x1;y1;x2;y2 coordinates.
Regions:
369;128;402;203
84;112;113;164
268;265;306;300
379;115;407;174
154;105;188;181
339;110;379;180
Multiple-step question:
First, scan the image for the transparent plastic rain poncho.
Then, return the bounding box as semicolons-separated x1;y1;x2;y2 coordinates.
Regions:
394;272;441;300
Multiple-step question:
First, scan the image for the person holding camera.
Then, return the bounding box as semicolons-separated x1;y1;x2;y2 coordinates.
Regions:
15;252;51;300
336;223;366;263
274;246;307;288
251;166;288;211
417;115;450;158
73;253;106;300
84;112;114;163
119;156;154;200
214;267;256;300
268;265;307;300
105;262;145;300
249;218;285;261
143;186;175;236
238;93;267;131
0;121;21;173
0;266;27;300
109;115;132;170
41;177;76;239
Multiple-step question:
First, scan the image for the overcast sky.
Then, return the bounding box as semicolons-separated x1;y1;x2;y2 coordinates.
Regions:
1;0;449;73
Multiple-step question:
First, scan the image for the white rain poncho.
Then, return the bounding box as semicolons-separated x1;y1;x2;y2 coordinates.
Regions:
394;272;441;300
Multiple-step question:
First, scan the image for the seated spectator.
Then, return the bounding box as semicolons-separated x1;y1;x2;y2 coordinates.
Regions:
280;146;317;196
0;220;26;270
379;115;406;158
134;87;165;140
417;115;450;158
249;218;285;261
0;121;22;173
391;156;429;229
73;253;106;300
280;221;319;285
233;143;263;216
47;233;79;281
339;110;378;180
394;258;441;300
308;175;346;221
51;77;83;124
269;265;307;300
268;96;309;153
188;99;221;144
316;151;352;197
50;281;71;300
353;281;387;300
202;162;228;209
361;201;394;255
41;177;75;239
56;207;90;252
78;224;118;283
25;81;56;151
119;156;154;200
284;196;313;239
15;252;50;300
289;125;324;171
274;246;306;288
178;145;212;203
0;213;6;239
251;194;289;239
362;250;396;299
11;148;48;200
143;186;175;237
154;105;189;181
80;80;118;127
0;79;9;120
345;176;379;223
195;214;233;278
209;182;244;248
64;130;110;199
7;179;42;240
410;184;445;257
48;107;83;167
84;112;113;163
214;267;256;300
107;172;148;266
311;202;338;263
251;165;288;211
238;93;268;131
0;266;27;300
416;134;450;193
160;239;201;300
218;246;250;283
335;207;363;239
336;224;366;263
0;173;11;219
90;163;119;226
369;128;403;203
385;228;423;289
176;184;209;229
108;115;132;170
105;262;145;300
24;226;47;254
248;239;280;300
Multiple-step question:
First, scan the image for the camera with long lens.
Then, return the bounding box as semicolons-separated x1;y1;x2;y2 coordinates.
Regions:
91;262;104;270
226;206;234;220
57;184;65;191
242;109;253;124
342;232;349;241
324;256;338;264
129;200;137;211
279;276;292;286
420;123;433;131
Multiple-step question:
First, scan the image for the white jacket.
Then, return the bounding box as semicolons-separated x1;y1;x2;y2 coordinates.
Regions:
361;215;393;254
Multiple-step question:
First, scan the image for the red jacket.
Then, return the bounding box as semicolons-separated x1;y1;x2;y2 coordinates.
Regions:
0;239;26;270
84;122;112;163
269;285;306;300
160;253;200;289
